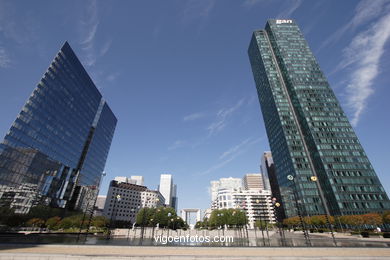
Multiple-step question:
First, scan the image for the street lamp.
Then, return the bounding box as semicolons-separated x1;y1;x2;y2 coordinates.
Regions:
167;212;172;237
256;199;266;246
127;208;136;241
287;174;311;246
217;213;224;236
310;175;337;246
272;198;286;246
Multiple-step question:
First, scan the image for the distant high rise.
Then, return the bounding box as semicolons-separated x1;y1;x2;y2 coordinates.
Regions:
243;173;265;191
114;176;136;184
159;174;173;208
130;176;144;186
171;184;178;211
0;42;117;214
248;19;389;218
260;152;272;190
210;177;242;202
261;152;286;220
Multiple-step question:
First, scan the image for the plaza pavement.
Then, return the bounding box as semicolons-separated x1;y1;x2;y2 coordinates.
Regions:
0;244;390;260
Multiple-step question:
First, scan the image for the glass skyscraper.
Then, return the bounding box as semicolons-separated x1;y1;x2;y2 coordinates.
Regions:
248;19;389;218
0;42;117;214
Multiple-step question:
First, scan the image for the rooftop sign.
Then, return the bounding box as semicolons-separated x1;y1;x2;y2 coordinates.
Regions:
276;20;293;24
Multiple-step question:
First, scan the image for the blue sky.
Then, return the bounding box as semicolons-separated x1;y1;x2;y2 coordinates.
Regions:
0;0;390;212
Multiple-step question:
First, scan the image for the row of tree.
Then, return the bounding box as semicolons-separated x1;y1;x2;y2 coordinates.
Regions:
135;207;187;229
0;205;109;230
283;211;390;230
26;215;108;230
1;205;186;231
195;209;247;229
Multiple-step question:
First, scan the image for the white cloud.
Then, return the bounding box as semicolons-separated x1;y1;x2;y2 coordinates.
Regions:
319;0;390;51
99;39;112;56
106;72;120;82
79;0;99;66
341;13;390;126
181;0;216;25
199;137;262;176
242;0;265;7
79;0;111;67
207;98;245;135
168;140;187;151
276;0;302;18
219;138;252;160
0;46;10;68
183;112;206;122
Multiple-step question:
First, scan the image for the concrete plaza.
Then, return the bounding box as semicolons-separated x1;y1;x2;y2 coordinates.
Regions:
0;244;390;260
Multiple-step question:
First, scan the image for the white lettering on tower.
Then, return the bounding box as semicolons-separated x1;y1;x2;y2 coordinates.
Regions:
276;20;293;24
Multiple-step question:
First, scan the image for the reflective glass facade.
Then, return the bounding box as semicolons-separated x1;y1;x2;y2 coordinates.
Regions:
248;20;389;218
0;42;117;214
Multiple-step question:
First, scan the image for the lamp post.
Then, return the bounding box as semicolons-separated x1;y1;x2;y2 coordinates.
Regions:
310;176;337;246
217;213;224;236
258;198;271;246
127;208;135;241
272;199;286;246
287;174;311;246
167;212;172;237
139;205;149;245
255;199;266;246
107;194;121;240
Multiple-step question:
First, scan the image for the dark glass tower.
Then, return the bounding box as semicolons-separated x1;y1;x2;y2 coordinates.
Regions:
248;19;389;218
0;42;117;214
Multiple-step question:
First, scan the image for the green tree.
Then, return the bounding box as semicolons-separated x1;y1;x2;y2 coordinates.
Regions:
135;207;180;229
58;215;85;229
382;211;390;224
362;213;382;226
283;216;300;229
91;216;109;228
136;207;155;227
208;209;247;229
26;218;45;227
46;216;61;230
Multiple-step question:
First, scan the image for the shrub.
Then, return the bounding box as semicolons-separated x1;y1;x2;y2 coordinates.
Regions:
383;232;390;238
26;218;45;227
46;216;61;230
361;231;369;238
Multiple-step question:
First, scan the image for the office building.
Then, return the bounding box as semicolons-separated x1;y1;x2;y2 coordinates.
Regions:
0;42;117;214
260;152;272;190
243;173;265;191
171;184;178;211
261;152;286;220
114;176;136;184
103;179;164;223
210;177;242;202
248;19;390;218
94;195;106;216
214;188;275;228
130;176;144;186
158;174;173;208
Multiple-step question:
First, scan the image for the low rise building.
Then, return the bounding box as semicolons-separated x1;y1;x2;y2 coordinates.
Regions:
213;187;275;228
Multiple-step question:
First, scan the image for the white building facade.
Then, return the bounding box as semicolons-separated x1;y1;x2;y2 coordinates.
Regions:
243;173;265;190
103;179;164;223
214;188;275;228
158;174;173;208
210;177;242;203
